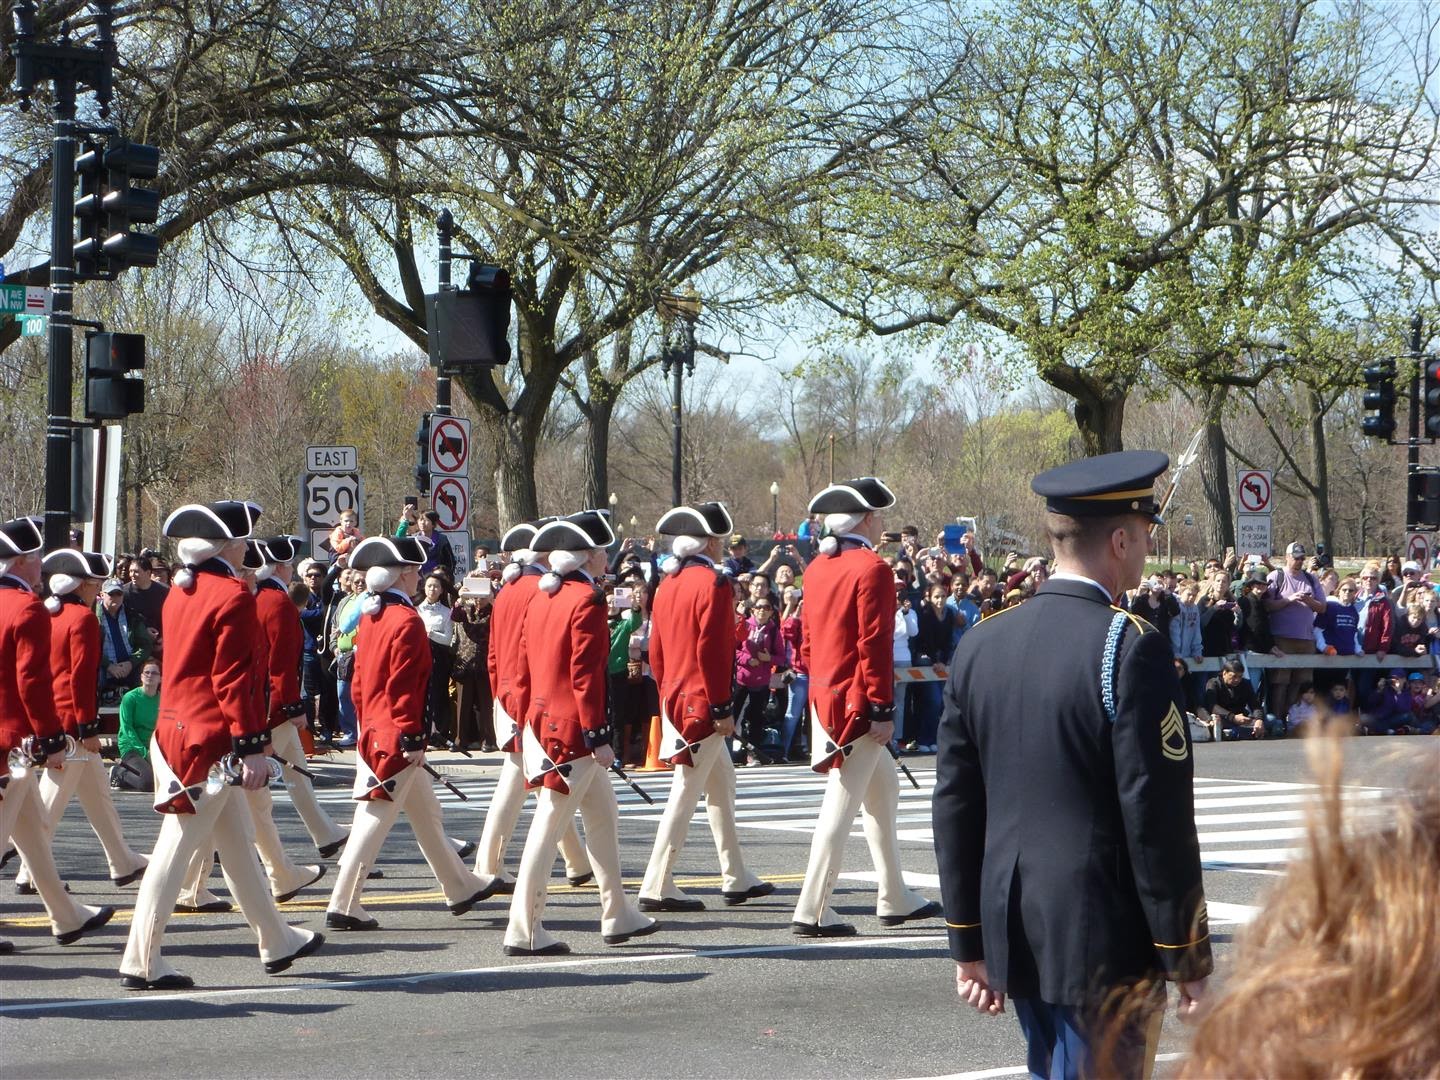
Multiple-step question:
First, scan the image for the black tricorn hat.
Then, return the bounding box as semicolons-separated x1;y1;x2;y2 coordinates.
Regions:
42;548;112;579
532;511;615;553
162;500;261;540
0;516;44;556
808;478;896;515
350;535;427;570
500;521;541;553
260;535;303;563
242;540;266;570
1031;450;1169;525
656;502;733;539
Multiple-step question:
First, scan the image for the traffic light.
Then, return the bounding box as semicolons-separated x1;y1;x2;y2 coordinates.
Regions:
1361;358;1397;439
84;331;145;420
414;413;431;494
425;263;512;368
1407;469;1440;528
1424;357;1440;439
100;139;161;270
72;140;105;281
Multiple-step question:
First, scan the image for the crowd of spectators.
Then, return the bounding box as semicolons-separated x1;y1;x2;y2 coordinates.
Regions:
93;507;1439;769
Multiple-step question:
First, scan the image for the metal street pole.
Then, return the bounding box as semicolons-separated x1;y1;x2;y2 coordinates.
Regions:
14;1;115;552
658;291;700;508
770;481;779;537
43;73;78;552
434;208;453;417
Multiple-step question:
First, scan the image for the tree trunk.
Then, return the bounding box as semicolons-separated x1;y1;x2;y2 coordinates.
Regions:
1305;384;1333;552
481;419;535;524
1068;387;1126;455
1199;384;1232;554
581;385;615;512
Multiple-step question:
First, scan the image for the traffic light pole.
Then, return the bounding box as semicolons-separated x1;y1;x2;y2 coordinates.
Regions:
43;81;79;552
434;208;453;418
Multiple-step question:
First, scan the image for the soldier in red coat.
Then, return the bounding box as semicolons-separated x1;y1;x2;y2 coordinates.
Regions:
638;502;773;912
503;511;656;956
255;535;348;856
0;517;114;954
473;521;591;892
179;539;326;908
791;479;939;937
16;550;147;893
324;536;492;932
119;501;323;990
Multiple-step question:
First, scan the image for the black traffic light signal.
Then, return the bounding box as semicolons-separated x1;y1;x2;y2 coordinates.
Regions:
1361;358;1397;439
100;139;161;270
1407;468;1440;528
84;331;145;420
1424;357;1440;439
414;413;431;494
73;139;106;281
425;263;512;368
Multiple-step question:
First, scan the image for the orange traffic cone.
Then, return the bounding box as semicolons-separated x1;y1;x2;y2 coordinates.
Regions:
637;715;670;771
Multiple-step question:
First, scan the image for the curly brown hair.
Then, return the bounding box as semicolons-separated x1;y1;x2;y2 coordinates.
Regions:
1179;725;1440;1078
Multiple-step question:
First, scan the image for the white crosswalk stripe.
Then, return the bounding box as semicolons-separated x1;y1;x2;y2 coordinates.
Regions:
292;760;1390;872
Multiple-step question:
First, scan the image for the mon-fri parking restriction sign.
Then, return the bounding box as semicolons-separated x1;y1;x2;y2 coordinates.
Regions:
1237;513;1272;557
429;416;471;477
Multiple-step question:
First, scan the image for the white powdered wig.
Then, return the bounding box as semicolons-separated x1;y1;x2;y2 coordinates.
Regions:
255;564;276;582
174;537;227;587
176;537;226;565
502;562;522;585
671;535;708;559
0;556;13;577
822;511;867;537
365;565;401;594
511;548;537;566
47;573;82;598
539;549;588;594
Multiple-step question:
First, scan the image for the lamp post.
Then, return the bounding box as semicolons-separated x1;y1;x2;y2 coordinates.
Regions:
658;290;701;507
629;514;639;535
608;490;618;521
770;481;779;538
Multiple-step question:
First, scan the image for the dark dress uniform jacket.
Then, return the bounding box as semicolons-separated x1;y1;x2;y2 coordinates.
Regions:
932;578;1212;1006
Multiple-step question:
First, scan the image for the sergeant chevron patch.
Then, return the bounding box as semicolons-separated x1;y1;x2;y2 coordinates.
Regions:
1160;702;1189;761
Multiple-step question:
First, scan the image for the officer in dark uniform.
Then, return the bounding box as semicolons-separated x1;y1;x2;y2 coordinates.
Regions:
932;451;1211;1080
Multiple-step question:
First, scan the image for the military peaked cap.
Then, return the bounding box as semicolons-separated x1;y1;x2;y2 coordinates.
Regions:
1031;450;1169;524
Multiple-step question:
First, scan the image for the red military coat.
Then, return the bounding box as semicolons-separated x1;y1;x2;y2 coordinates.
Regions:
516;574;609;792
649;557;734;765
49;596;100;740
487;566;543;752
352;592;431;801
255;578;304;728
154;562;270;813
0;578;63;757
800;540;895;772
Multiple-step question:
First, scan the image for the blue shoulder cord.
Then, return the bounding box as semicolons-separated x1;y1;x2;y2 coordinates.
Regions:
1101;611;1129;725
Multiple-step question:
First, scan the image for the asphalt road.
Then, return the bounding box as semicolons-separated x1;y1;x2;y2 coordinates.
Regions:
1;737;1431;1079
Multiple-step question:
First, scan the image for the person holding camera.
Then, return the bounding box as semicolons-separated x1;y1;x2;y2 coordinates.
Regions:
639;503;773;913
778;585;808;763
451;576;495;751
